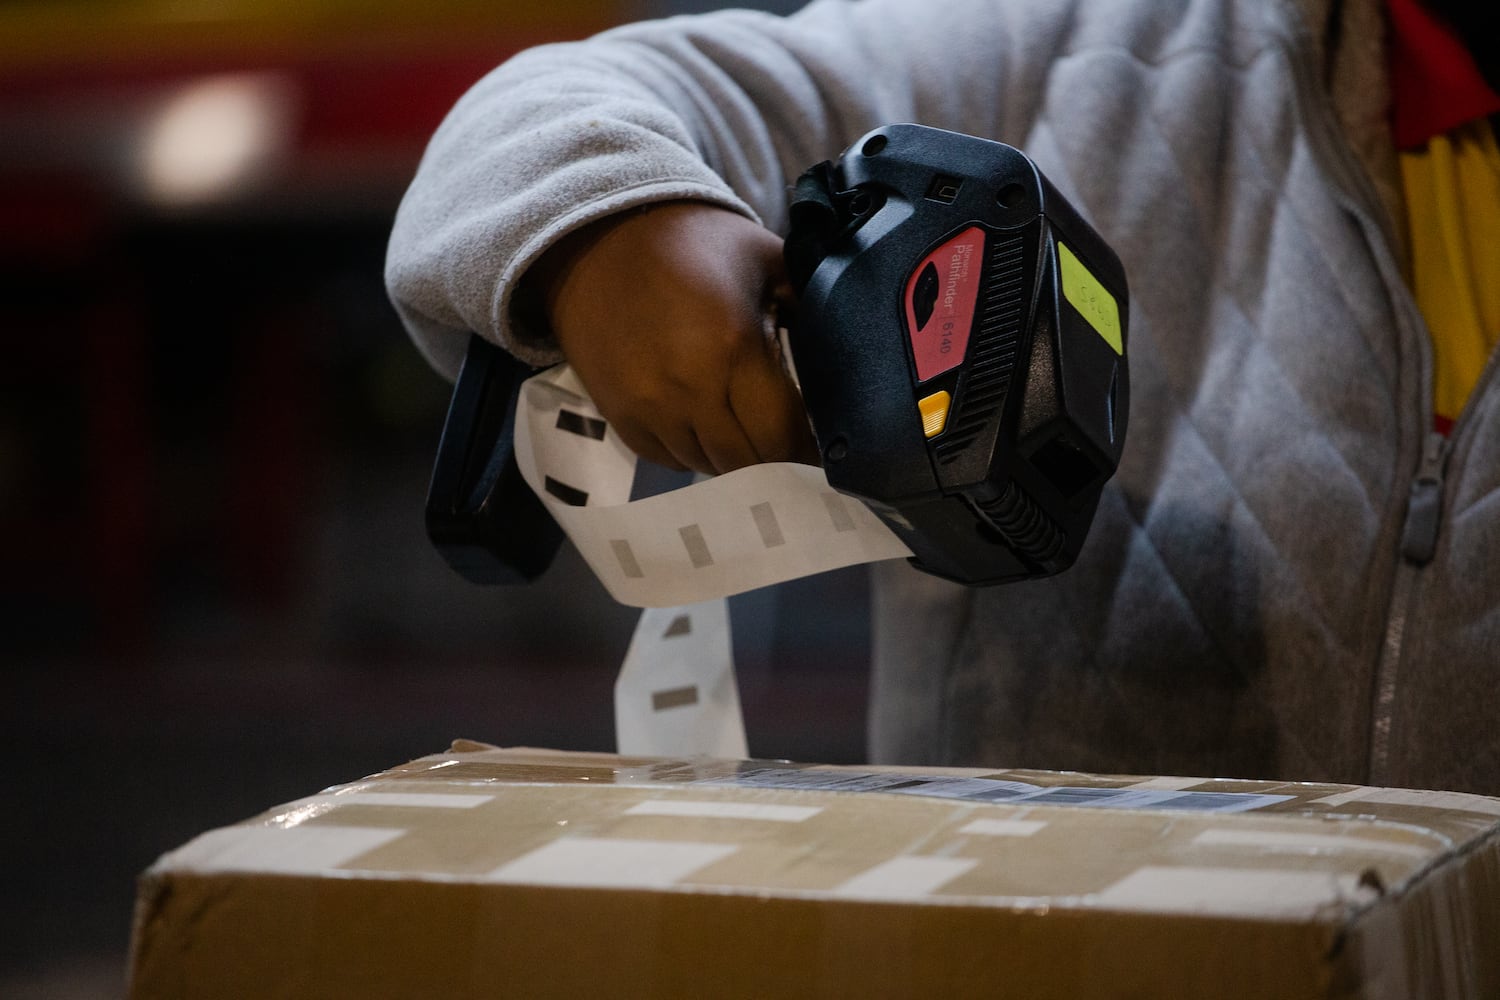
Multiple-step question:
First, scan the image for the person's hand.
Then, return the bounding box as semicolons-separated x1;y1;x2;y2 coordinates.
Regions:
528;201;818;474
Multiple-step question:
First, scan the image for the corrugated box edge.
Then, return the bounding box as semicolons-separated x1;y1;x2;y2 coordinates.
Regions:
1335;818;1500;999
129;868;1357;1000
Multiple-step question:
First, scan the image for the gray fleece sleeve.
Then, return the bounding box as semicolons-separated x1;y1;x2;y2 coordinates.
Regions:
383;0;1102;379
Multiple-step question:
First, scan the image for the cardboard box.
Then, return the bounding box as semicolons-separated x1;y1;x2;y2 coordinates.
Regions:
129;742;1500;999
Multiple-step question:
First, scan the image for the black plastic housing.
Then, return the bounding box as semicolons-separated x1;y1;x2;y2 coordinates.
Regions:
786;124;1129;584
425;334;564;584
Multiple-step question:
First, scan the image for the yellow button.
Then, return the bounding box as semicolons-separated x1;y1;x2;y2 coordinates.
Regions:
918;390;951;438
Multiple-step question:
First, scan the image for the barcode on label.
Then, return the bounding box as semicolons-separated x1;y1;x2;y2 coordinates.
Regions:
713;769;1038;800
698;769;1291;814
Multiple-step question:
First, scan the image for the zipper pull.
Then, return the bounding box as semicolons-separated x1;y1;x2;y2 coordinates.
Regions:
1400;431;1450;566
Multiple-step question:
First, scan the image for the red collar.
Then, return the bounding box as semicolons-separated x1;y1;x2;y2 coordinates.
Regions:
1387;0;1500;149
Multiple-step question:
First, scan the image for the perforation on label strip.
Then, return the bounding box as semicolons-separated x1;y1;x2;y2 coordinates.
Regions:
515;367;913;607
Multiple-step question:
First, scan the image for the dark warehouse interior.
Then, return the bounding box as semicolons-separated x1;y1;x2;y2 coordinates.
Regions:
2;1;852;996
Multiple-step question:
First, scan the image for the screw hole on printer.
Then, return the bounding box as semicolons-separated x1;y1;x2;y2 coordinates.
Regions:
862;134;887;157
995;183;1025;209
825;436;849;463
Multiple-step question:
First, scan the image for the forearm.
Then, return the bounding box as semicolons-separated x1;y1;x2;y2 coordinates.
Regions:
383;0;1072;379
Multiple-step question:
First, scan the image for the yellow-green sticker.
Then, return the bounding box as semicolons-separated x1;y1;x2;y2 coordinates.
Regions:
1058;241;1122;355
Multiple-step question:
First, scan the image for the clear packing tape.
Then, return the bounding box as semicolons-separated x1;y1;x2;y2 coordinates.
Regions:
514;365;912;756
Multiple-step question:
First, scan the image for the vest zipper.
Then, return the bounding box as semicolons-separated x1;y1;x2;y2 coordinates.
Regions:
1277;20;1438;787
1399;431;1450;565
1369;431;1450;784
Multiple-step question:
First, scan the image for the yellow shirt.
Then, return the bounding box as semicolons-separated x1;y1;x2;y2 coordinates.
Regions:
1399;117;1500;430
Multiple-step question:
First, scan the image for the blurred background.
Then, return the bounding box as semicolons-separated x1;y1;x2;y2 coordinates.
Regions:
0;0;870;996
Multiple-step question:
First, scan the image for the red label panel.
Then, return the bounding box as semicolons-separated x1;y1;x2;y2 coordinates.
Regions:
904;226;985;382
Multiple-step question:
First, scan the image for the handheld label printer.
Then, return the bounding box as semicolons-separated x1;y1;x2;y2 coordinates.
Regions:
426;124;1129;593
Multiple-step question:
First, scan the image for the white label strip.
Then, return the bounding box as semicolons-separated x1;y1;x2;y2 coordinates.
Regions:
1311;787;1500;817
624;799;822;822
1191;828;1435;860
160;825;406;875
833;856;978;900
958;818;1048;837
515;366;911;608
486;837;738;889
1094;866;1366;918
615;599;747;759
